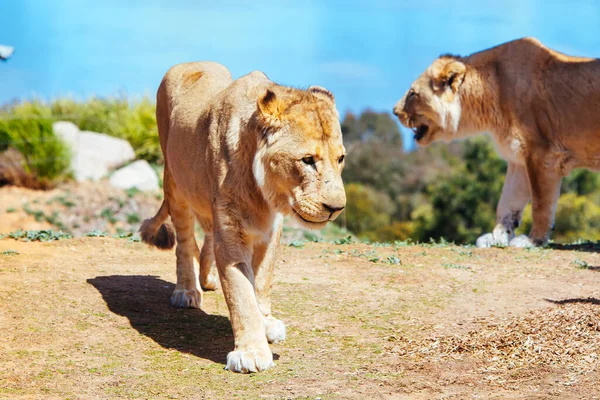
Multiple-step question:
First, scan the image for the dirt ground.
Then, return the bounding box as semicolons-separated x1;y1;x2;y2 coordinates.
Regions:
1;235;599;399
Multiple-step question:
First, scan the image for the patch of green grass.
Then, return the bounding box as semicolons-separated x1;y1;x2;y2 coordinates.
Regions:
125;187;140;198
100;208;118;224
112;231;134;239
126;212;141;224
454;248;473;257
85;230;108;237
334;235;354;245
302;231;321;243
44;210;69;231
384;255;402;265
109;196;126;208
442;262;470;270
8;229;72;242
572;259;591;269
1;250;19;256
288;240;305;249
5;207;16;213
23;204;45;222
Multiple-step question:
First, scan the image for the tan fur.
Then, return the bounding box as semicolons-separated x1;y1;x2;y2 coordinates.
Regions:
394;38;600;247
141;62;346;372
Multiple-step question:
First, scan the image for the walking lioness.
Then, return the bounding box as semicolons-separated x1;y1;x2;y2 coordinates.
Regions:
393;38;600;247
141;62;346;373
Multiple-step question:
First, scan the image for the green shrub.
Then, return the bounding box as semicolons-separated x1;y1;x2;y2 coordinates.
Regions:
0;112;71;185
337;183;395;241
50;97;161;163
519;193;600;242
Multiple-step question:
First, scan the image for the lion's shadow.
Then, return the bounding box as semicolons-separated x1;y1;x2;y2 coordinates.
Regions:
87;275;232;365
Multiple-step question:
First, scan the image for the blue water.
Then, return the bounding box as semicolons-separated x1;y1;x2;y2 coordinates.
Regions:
1;0;599;150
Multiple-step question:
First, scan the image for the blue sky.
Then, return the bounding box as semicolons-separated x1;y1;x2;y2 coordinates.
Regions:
1;0;599;150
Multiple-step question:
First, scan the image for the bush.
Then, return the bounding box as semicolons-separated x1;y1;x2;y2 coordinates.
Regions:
3;96;162;165
337;183;395;240
0;114;71;186
50;97;161;163
519;193;600;242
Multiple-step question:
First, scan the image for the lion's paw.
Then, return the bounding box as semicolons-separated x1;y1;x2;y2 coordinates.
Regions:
225;347;274;373
264;317;286;344
170;288;202;309
508;235;535;248
476;232;510;248
476;228;512;248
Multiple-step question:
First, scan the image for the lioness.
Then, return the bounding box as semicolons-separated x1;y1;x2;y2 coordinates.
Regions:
393;37;600;248
140;62;346;373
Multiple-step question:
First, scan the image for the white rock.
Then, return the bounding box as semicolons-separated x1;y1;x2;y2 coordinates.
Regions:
53;121;136;181
109;160;159;192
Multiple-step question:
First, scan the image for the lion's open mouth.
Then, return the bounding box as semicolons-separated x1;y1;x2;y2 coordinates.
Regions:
412;124;429;142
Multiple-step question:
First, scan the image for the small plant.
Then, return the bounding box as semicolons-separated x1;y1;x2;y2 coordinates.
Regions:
85;230;108;237
455;249;473;257
289;240;305;249
100;208;118;224
367;254;380;263
126;187;140;198
572;259;591;269
384;255;402;265
109;196;126;208
8;230;72;242
126;213;141;224
112;231;134;239
1;250;19;256
56;196;76;208
44;210;69;231
392;239;414;249
5;207;16;213
443;262;470;270
334;235;353;245
23;204;45;222
128;235;141;243
303;231;321;243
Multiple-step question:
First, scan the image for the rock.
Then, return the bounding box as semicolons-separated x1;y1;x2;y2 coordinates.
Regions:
53;121;135;181
109;160;159;192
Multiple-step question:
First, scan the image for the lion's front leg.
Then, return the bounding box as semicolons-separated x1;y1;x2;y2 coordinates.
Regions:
214;230;273;373
513;159;562;247
252;214;286;344
476;162;531;248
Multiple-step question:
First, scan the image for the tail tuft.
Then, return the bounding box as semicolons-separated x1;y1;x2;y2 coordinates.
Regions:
139;200;175;250
140;219;175;250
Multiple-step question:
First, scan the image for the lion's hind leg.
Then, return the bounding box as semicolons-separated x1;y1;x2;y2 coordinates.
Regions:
169;195;203;309
195;217;219;291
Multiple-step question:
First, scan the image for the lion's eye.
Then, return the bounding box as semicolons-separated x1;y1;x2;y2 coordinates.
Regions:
408;89;416;99
302;156;316;166
338;155;345;164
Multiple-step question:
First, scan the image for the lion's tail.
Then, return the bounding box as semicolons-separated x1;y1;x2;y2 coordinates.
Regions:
140;200;175;250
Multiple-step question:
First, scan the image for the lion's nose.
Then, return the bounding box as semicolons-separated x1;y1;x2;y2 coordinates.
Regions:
323;203;345;213
393;106;401;117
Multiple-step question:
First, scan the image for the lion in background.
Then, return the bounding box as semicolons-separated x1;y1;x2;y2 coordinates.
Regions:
141;62;346;373
394;37;600;247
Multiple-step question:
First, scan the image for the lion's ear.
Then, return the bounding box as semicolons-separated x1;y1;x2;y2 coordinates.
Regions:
434;60;466;93
308;86;335;104
257;89;285;127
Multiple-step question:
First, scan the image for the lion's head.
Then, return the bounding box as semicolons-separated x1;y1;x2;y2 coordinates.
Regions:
393;56;467;146
253;85;346;229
